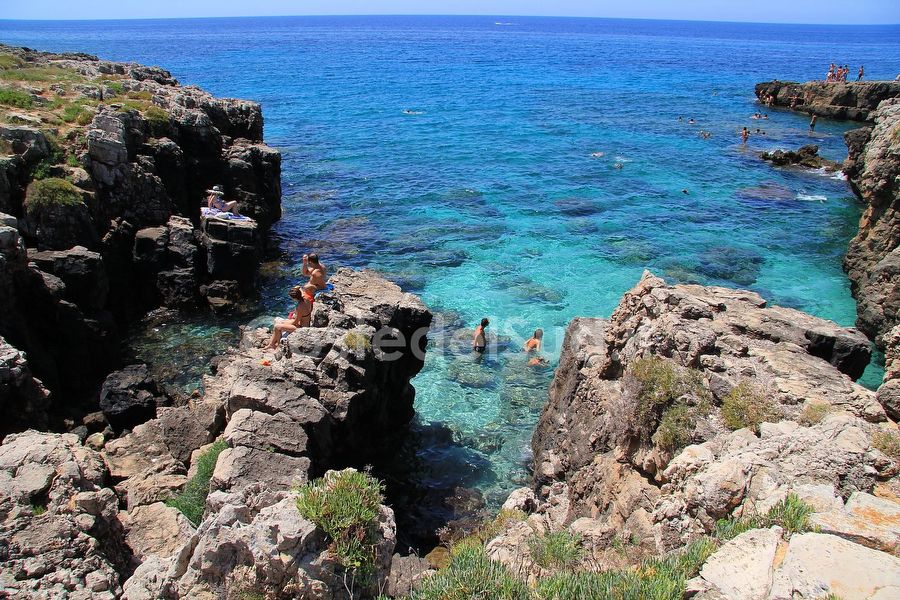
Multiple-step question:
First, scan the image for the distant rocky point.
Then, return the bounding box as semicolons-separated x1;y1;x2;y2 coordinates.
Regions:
755;79;900;121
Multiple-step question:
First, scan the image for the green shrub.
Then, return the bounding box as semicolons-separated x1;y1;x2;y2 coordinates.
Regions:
144;105;170;133
714;492;814;540
873;430;900;460
800;402;831;426
0;86;33;108
31;503;47;516
61;103;90;124
0;54;24;70
166;439;227;526
128;90;153;101
528;530;583;571
0;66;81;82
629;357;710;451
535;537;717;600
105;81;125;95
66;154;81;167
296;469;384;576
721;382;778;433
24;178;82;212
408;540;532;600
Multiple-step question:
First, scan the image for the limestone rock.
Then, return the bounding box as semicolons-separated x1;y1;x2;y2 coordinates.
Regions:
810;491;900;555
121;502;194;560
754;80;900;122
698;527;782;600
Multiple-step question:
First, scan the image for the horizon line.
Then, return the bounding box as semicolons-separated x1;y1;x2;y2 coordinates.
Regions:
1;14;899;27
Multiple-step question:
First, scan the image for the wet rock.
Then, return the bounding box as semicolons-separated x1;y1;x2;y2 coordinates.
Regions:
759;144;840;171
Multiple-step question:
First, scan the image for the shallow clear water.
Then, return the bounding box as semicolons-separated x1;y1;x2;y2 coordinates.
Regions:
3;16;898;512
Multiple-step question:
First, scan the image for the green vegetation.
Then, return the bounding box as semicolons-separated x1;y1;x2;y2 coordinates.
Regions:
629;357;711;451
31;503;47;516
721;381;778;433
66;154;81;167
800;402;832;426
145;105;170;133
407;539;532;600
24;178;82;213
0;53;25;70
534;537;717;600
128;90;153;101
60;102;94;125
0;86;34;109
714;493;815;541
166;439;227;526
344;331;372;352
105;81;125;95
0;66;82;83
528;530;583;571
873;430;900;460
296;469;384;577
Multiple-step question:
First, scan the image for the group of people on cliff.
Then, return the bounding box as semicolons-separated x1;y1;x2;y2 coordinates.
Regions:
825;63;862;83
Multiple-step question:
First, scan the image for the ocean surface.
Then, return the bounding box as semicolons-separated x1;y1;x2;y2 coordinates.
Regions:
3;15;899;545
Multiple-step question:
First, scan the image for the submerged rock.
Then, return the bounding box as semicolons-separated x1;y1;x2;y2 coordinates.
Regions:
759;144;841;171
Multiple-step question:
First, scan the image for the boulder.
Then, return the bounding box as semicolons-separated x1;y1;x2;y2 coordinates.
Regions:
121;502;194;560
99;364;169;433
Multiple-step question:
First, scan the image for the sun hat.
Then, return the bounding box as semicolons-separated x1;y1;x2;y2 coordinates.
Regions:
207;185;224;195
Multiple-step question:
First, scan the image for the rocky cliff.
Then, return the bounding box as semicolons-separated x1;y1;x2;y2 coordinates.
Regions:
754;80;900;121
477;273;899;599
842;99;900;350
0;44;281;424
0;269;433;599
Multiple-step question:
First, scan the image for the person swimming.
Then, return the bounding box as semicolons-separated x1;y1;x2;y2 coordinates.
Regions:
524;328;548;366
302;253;327;291
473;318;489;354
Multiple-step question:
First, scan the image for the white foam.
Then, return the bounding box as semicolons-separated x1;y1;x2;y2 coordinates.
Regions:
796;193;827;202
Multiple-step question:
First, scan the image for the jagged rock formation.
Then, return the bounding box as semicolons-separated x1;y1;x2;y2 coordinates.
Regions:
478;272;899;598
105;269;430;598
0;44;281;415
754;80;900;121
842;99;900;349
758;144;840;171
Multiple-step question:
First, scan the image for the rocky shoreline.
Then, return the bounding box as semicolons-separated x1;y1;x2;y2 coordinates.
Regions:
0;44;281;431
754;80;900;122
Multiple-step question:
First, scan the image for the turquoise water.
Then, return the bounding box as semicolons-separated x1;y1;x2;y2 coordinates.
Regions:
3;16;898;536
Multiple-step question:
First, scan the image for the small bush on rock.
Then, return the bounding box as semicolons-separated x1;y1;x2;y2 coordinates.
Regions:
24;177;82;213
144;105;170;133
0;86;33;108
721;381;778;433
799;402;831;426
296;469;384;577
528;530;583;571
714;492;814;540
407;540;531;600
873;430;900;460
166;439;227;526
344;331;372;352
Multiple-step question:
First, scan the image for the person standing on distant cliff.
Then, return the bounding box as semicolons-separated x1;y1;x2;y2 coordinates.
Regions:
858;65;865;81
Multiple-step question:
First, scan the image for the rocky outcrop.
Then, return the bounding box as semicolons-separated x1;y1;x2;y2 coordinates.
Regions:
755;80;900;121
105;269;430;597
842;98;900;348
511;273;893;556
759;144;840;171
0;430;131;599
0;43;283;413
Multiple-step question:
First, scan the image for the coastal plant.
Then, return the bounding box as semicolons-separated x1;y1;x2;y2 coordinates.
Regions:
166;439;227;526
627;357;711;451
873;430;900;461
296;469;384;578
0;66;82;83
144;105;170;134
60;101;94;125
0;53;24;70
799;402;831;426
720;381;778;433
446;508;527;549
527;530;583;571
407;539;532;600
0;86;34;109
105;80;125;95
24;178;83;213
714;493;814;540
344;331;372;353
535;537;717;600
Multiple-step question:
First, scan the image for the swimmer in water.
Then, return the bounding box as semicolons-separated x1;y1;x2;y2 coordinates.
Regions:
613;162;624;170
590;151;605;158
741;127;750;144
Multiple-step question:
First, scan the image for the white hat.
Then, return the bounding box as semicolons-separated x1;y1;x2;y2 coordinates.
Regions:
207;185;224;195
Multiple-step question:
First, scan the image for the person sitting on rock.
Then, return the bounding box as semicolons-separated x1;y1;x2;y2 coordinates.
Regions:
265;283;315;350
206;185;239;214
302;253;327;291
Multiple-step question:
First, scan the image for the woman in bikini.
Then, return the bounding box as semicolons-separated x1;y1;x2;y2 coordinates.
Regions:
265;283;315;350
207;185;240;215
524;328;548;366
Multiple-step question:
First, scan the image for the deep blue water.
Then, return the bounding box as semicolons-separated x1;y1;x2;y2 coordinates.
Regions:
3;16;898;520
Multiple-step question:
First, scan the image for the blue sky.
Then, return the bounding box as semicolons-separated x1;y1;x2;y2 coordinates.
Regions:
2;0;898;24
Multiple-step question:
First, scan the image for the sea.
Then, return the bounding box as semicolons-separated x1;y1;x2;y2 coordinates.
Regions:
2;15;899;547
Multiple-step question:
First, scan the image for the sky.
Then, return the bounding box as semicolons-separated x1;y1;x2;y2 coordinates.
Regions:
1;0;899;24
